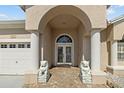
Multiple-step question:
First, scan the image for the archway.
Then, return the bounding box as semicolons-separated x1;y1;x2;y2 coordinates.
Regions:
38;5;92;33
38;5;92;67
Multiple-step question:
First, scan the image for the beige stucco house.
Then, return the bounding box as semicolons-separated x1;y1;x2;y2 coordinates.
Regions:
0;5;124;84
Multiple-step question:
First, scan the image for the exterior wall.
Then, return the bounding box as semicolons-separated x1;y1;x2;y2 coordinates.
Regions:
26;5;107;30
78;25;91;65
0;34;30;39
106;21;124;66
106;24;113;42
106;21;124;41
102;22;124;68
117;61;124;66
0;20;25;29
0;28;29;35
78;25;83;65
106;19;124;77
100;29;109;71
78;5;107;28
113;21;124;66
82;36;91;62
113;20;124;40
0;28;32;74
42;25;52;67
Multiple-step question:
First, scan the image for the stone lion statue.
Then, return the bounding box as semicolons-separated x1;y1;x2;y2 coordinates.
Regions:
80;61;92;84
38;61;50;83
80;61;91;75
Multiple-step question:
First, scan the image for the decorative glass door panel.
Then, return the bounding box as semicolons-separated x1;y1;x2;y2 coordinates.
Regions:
57;46;63;63
57;45;72;64
66;46;72;63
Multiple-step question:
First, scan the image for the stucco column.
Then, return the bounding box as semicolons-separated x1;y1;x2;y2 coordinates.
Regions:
82;36;91;62
91;30;101;72
31;31;39;70
41;34;44;61
111;41;118;66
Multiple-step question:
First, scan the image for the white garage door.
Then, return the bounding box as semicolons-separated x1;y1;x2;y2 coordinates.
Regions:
0;42;32;74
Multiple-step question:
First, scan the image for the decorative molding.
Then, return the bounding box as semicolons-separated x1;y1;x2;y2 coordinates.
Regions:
91;28;104;32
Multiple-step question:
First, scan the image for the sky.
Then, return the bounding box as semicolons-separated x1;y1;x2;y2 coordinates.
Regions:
0;5;25;20
107;5;124;21
0;5;124;21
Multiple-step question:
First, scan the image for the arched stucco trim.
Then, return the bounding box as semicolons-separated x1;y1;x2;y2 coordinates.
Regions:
38;5;92;33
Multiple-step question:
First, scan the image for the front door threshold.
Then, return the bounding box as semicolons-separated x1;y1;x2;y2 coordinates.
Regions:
56;64;72;67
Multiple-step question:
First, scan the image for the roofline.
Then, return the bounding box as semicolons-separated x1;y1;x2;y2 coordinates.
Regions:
0;20;25;29
20;5;33;12
109;14;124;24
20;5;110;12
19;5;25;11
0;20;25;24
107;5;111;9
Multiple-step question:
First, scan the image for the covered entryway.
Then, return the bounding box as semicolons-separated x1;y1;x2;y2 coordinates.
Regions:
55;34;74;65
29;5;92;68
25;5;107;84
38;6;92;67
26;5;105;76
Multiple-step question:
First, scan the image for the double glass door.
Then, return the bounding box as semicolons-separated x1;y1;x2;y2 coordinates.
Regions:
57;44;72;64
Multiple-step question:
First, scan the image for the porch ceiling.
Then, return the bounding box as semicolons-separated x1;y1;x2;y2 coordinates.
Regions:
49;15;81;29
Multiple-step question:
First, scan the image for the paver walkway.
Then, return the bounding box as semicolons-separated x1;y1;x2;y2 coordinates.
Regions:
24;66;108;88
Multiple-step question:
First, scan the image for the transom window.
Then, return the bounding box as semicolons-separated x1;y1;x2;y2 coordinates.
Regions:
118;40;124;61
9;44;16;48
18;44;25;48
1;44;7;48
0;42;30;48
57;35;72;43
27;44;30;48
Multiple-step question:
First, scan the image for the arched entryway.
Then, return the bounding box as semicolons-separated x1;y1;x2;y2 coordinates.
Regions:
38;5;92;68
26;5;107;84
55;34;74;66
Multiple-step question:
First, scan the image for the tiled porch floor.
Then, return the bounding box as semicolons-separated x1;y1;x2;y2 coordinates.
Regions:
25;66;108;88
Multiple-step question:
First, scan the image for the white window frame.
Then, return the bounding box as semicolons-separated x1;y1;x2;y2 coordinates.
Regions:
9;44;16;48
27;43;31;48
0;44;7;48
0;42;31;48
18;43;25;48
117;40;124;61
